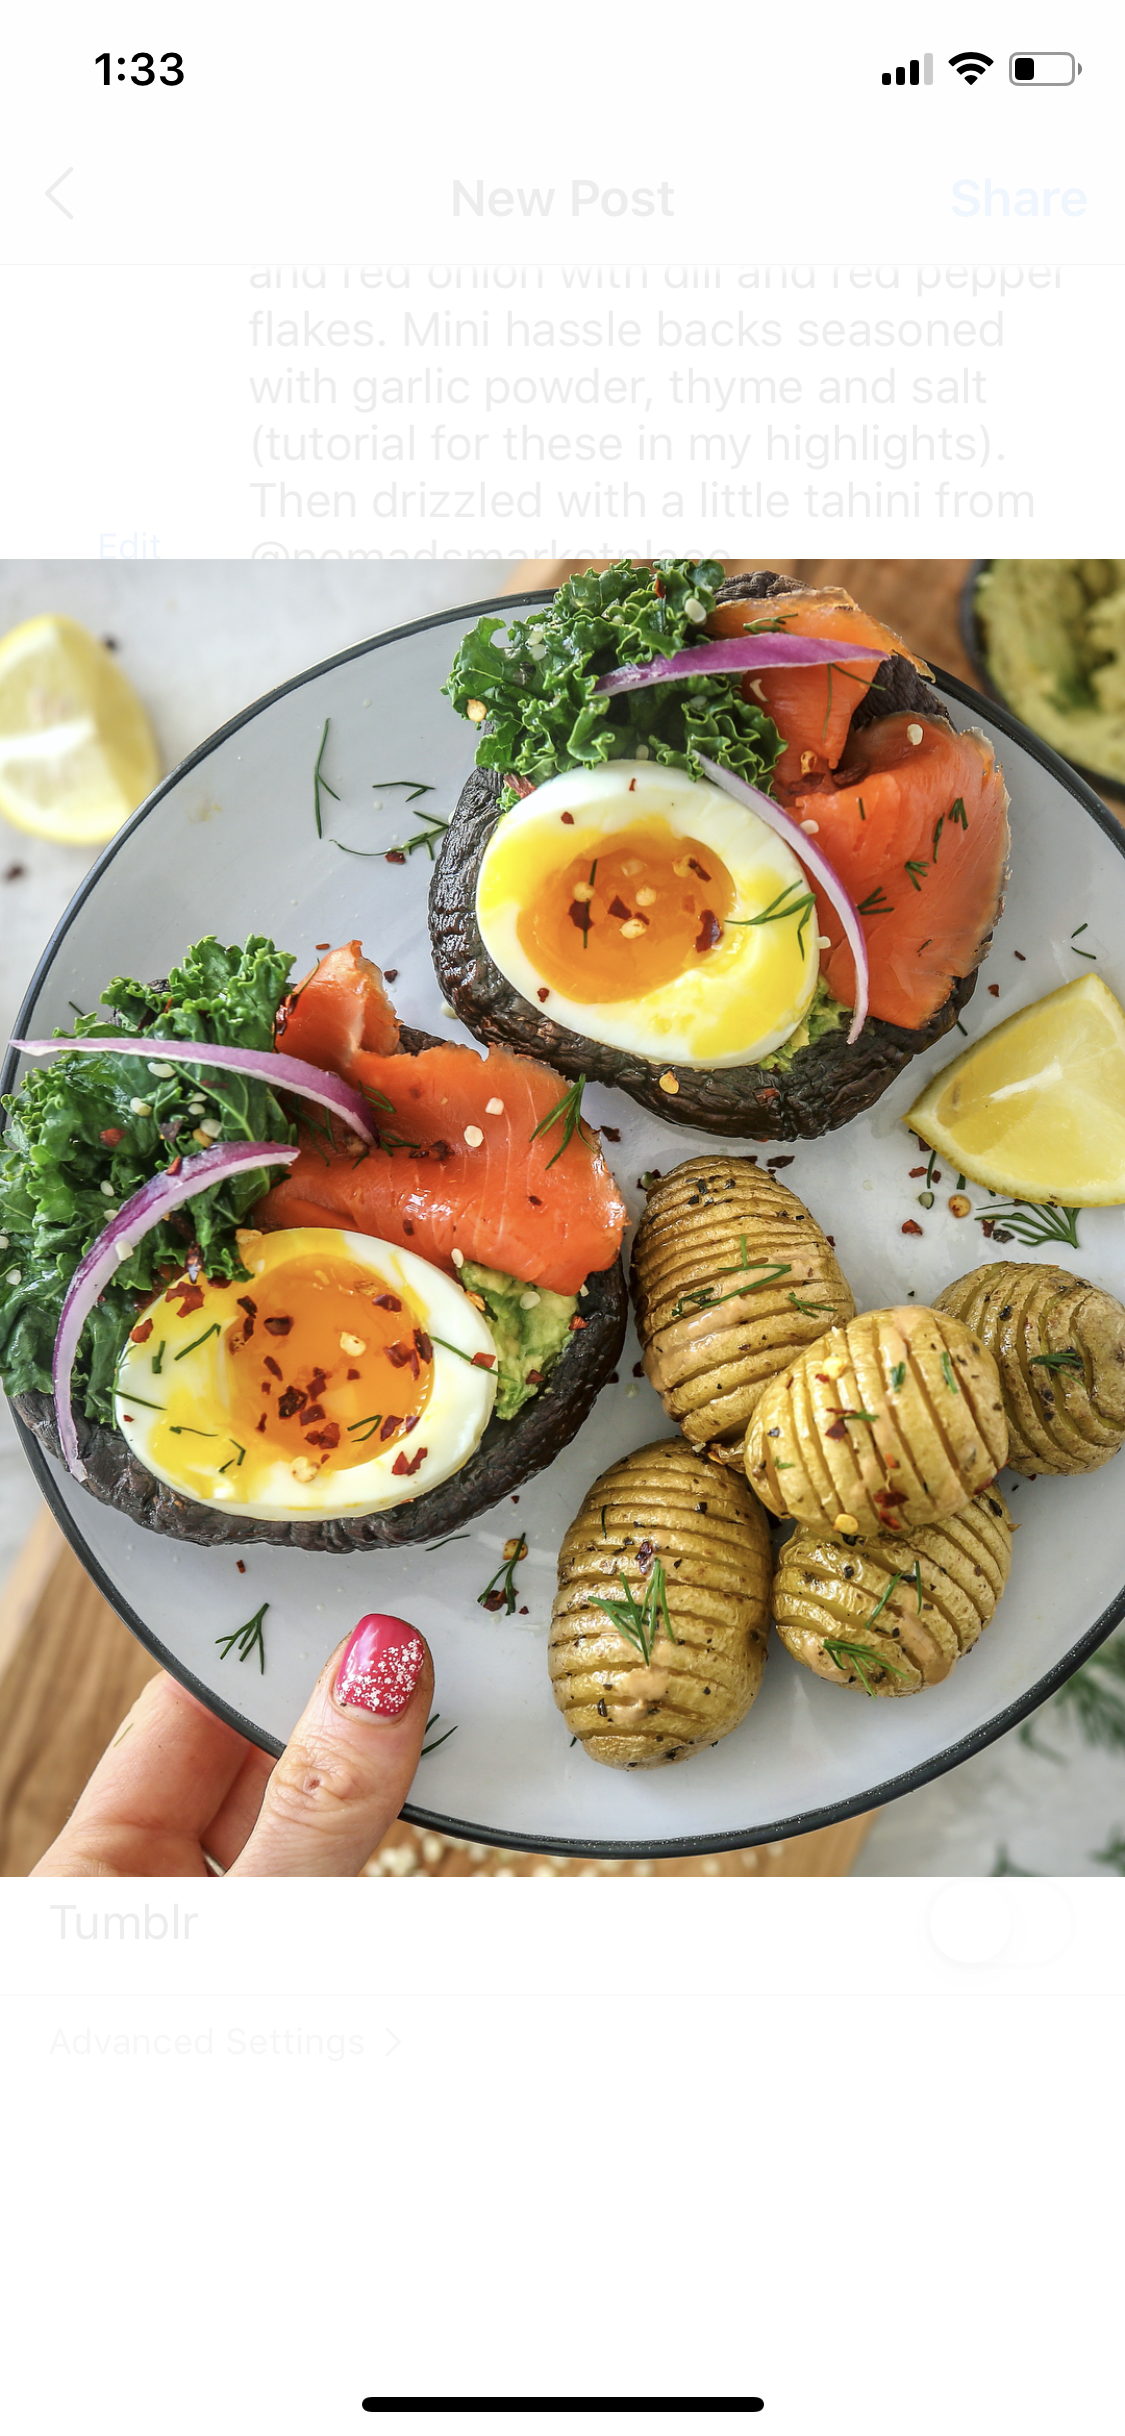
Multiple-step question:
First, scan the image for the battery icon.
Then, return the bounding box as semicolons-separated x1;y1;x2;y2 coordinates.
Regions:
1009;52;1080;84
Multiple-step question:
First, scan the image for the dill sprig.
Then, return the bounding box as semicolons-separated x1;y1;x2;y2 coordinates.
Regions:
941;1351;959;1394
589;1556;674;1668
822;1635;911;1696
976;1199;1081;1250
1029;1348;1085;1376
478;1536;528;1614
332;778;446;861
215;1601;268;1673
788;1290;839;1319
865;1571;905;1626
372;778;435;807
313;717;339;839
904;859;929;892
174;1321;221;1362
858;885;893;917
727;879;817;958
529;1074;587;1169
420;1711;458;1757
670;1236;791;1321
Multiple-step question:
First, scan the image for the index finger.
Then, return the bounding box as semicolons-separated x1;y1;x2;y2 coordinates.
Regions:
33;1672;255;1874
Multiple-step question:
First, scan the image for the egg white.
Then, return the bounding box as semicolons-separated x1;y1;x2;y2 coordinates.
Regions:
114;1228;497;1521
475;760;820;1068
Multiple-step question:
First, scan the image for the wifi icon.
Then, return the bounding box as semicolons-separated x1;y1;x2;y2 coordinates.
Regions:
950;50;993;83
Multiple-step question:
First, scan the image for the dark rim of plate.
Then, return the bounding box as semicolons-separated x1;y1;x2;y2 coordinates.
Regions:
960;556;1125;807
5;590;1125;1861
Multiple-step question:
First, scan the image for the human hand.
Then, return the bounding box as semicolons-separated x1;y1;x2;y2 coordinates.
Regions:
31;1613;433;1878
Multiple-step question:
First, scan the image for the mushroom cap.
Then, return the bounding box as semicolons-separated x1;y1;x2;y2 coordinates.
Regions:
934;1261;1125;1477
549;1436;772;1769
744;1304;1008;1539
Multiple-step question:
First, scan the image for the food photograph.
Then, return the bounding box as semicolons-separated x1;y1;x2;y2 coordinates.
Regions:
3;553;1125;1879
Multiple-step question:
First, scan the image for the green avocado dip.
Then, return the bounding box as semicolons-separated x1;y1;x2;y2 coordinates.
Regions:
976;559;1125;784
460;1260;577;1419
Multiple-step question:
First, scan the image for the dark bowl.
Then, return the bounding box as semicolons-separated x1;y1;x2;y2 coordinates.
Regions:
960;558;1125;809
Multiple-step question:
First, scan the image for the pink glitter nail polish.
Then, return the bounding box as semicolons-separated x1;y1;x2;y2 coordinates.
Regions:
336;1613;426;1718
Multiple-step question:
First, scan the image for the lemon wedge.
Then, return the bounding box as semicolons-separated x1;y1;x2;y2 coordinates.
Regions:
0;614;160;845
906;974;1125;1205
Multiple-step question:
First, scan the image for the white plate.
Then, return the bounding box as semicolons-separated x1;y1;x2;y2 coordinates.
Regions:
7;593;1125;1857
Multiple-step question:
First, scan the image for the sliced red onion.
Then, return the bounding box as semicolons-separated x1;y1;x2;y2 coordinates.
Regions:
595;636;881;697
53;1140;299;1482
10;1034;379;1146
696;753;869;1049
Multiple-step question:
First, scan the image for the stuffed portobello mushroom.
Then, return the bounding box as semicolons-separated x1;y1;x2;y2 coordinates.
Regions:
2;938;629;1552
431;562;1008;1142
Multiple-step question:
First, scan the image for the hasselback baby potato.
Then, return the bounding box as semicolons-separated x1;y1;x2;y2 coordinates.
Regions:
933;1261;1125;1477
744;1305;1008;1538
773;1486;1014;1695
631;1156;856;1464
549;1437;772;1769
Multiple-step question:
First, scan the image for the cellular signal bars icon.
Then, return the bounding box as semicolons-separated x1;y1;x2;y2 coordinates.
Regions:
882;54;933;85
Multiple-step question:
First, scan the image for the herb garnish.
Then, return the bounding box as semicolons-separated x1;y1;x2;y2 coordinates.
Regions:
174;1322;221;1362
478;1537;528;1614
890;1361;907;1391
670;1238;791;1320
427;1534;471;1552
858;885;893;917
420;1711;458;1757
530;1074;587;1169
822;1634;911;1696
1029;1348;1085;1375
727;879;817;958
974;1199;1081;1250
904;860;929;892
346;1411;384;1444
151;1340;165;1374
215;1601;269;1673
313;717;340;839
941;1351;959;1393
788;1291;838;1319
589;1556;674;1668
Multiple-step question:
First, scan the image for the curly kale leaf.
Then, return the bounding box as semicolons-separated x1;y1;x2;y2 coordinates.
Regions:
0;936;295;1422
444;557;783;793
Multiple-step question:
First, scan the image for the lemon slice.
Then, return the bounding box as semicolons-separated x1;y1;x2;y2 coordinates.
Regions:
906;975;1125;1205
0;614;160;845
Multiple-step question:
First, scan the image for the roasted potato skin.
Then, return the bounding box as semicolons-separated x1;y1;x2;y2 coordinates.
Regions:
631;1156;855;1465
773;1486;1013;1695
934;1261;1125;1477
549;1437;772;1769
744;1304;1008;1538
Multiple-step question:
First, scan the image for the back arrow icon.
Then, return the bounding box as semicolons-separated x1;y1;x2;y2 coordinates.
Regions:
46;170;74;219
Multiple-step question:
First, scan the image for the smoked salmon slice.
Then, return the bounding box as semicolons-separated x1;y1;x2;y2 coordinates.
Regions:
789;716;1010;1031
707;587;930;794
258;944;627;1294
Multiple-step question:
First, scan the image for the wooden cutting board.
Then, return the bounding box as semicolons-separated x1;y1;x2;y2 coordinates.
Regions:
2;554;997;1879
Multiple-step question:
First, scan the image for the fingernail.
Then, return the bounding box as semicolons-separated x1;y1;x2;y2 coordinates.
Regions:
335;1613;426;1718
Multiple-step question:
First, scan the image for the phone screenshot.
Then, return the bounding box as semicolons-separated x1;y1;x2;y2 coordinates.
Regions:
1;9;1121;2431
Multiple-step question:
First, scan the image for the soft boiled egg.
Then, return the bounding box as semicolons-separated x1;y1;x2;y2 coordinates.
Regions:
114;1227;497;1522
475;759;819;1068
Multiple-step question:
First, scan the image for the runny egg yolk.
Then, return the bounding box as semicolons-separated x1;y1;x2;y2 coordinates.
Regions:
516;824;735;1005
140;1254;434;1493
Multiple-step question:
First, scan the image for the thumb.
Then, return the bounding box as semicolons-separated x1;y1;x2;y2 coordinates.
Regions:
227;1613;433;1878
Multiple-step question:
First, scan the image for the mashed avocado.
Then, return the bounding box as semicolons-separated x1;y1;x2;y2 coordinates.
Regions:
976;559;1125;783
460;1260;578;1419
759;978;846;1070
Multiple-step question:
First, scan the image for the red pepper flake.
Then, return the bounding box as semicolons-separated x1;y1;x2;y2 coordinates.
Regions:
636;1539;655;1574
767;1155;795;1170
256;1414;268;1433
372;1293;402;1312
695;908;722;953
628;778;637;792
264;1315;293;1337
386;1340;418;1372
237;1296;257;1317
278;1385;307;1419
264;1356;282;1380
569;1315;587;1331
167;1153;183;1176
689;857;712;883
380;1414;402;1441
402;1218;415;1235
826;1234;836;1246
392;1445;427;1477
384;968;398;982
385;849;407;865
988;983;1000;997
402;1414;419;1433
315;943;331;952
608;895;632;921
302;1404;326;1424
99;1127;125;1147
236;1560;246;1573
528;1193;543;1207
602;1125;621;1142
347;1367;361;1381
129;1317;154;1344
536;988;550;1003
568;898;593;937
909;1165;928;1177
1013;950;1026;961
981;1217;996;1238
901;1219;924;1236
165;1278;205;1316
757;1087;780;1104
414;1328;433;1365
560;811;574;825
472;1350;497;1369
305;1422;341;1450
653;577;665;596
525;1368;544;1385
